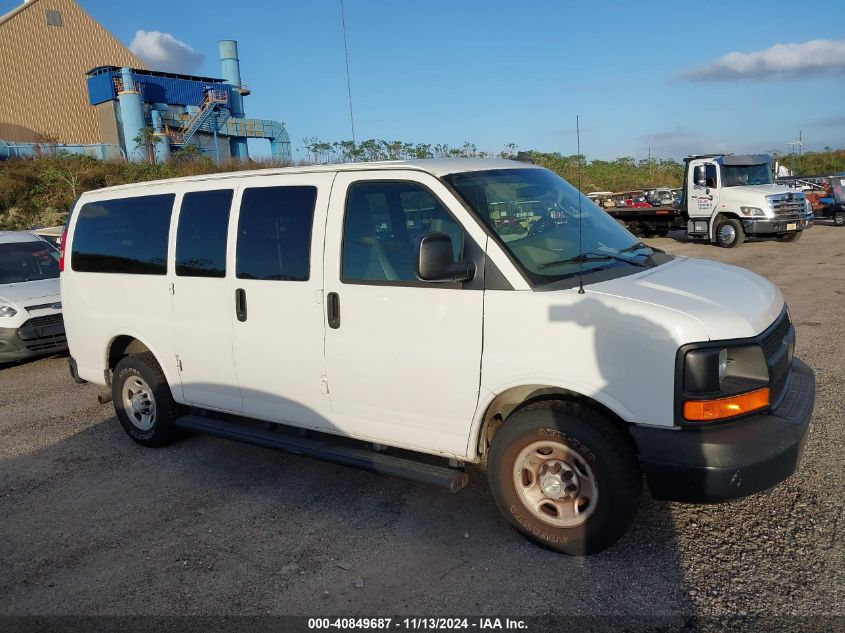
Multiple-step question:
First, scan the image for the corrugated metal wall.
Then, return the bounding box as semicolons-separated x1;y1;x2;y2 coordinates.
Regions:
0;0;147;144
87;70;226;108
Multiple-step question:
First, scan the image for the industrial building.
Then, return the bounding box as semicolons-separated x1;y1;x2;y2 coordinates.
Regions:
0;0;290;162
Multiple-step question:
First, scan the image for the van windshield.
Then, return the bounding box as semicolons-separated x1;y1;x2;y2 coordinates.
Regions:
0;240;60;284
443;168;665;285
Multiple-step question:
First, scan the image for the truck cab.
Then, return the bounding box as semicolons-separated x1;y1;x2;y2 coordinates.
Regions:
684;154;813;247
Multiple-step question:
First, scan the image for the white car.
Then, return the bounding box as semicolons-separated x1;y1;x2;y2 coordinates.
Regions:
0;231;66;362
61;159;815;555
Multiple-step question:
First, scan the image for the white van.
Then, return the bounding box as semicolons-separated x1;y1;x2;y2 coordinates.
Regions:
61;159;815;555
0;231;66;362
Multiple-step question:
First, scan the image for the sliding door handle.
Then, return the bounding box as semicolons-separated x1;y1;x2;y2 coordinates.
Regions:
235;288;247;322
327;292;340;329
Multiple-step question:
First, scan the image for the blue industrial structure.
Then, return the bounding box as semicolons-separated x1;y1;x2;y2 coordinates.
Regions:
1;39;291;164
82;40;291;164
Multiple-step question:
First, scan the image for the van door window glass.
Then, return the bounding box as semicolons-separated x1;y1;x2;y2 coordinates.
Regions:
236;186;317;281
342;181;463;282
71;194;175;274
176;189;233;278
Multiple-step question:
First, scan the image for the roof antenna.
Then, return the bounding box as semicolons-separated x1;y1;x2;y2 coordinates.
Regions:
340;0;356;146
576;115;585;295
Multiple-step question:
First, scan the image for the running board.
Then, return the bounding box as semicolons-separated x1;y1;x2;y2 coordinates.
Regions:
174;415;469;493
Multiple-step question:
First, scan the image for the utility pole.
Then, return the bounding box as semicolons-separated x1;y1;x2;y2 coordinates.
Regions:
340;0;356;146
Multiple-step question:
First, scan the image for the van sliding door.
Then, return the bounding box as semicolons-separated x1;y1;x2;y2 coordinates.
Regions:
229;173;335;429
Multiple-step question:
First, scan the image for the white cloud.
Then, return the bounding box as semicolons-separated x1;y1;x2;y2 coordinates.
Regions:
678;39;845;82
130;30;204;74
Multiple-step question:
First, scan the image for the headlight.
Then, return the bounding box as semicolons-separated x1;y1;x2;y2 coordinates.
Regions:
0;304;18;318
739;206;765;217
680;344;770;424
718;348;728;383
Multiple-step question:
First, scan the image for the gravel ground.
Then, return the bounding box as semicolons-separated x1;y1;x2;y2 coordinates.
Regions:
0;223;843;619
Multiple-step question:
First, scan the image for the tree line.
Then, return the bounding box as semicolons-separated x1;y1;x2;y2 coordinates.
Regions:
2;143;844;231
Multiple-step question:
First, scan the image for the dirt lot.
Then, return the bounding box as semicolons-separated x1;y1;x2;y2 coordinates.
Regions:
1;223;843;619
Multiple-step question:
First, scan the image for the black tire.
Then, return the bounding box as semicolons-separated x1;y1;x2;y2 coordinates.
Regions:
777;231;803;243
715;217;745;248
112;352;181;447
656;229;669;237
487;400;641;555
834;213;845;227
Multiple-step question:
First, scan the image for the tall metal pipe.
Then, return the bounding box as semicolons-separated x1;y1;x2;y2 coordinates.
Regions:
219;40;249;161
117;67;146;162
151;110;171;163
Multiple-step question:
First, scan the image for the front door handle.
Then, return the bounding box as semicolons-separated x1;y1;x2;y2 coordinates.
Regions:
327;292;340;329
235;288;247;322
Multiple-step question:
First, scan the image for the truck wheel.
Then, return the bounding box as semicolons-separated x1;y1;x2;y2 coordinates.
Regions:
715;218;744;248
834;213;845;227
487;400;641;555
777;231;803;243
112;352;181;447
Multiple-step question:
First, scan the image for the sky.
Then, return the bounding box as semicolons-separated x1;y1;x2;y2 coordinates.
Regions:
4;0;845;160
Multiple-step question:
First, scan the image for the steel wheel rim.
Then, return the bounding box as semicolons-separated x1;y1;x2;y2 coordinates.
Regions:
835;214;845;226
512;440;599;528
121;375;156;431
718;224;736;244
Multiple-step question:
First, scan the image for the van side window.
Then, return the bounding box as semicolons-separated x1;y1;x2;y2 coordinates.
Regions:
342;181;463;283
176;189;233;278
236;186;317;281
71;194;175;275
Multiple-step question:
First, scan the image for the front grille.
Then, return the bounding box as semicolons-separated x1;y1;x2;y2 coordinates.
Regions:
27;314;63;328
759;309;793;407
26;301;61;312
17;314;67;352
761;311;791;358
768;195;806;219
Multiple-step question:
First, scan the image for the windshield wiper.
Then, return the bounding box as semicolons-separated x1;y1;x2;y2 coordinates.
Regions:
538;252;648;270
619;241;664;254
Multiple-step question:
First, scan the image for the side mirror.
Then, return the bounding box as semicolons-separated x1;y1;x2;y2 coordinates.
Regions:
415;232;475;283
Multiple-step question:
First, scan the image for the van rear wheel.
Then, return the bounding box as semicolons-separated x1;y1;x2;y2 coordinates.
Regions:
112;352;181;447
487;400;641;555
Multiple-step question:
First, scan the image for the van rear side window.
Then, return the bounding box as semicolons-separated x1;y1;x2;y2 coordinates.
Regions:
71;194;175;275
176;189;233;278
236;186;317;281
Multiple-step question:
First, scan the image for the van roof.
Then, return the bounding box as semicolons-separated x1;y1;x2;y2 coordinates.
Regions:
80;158;541;196
0;231;43;244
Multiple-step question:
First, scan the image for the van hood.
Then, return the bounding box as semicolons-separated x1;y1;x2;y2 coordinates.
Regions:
588;257;783;340
0;278;61;305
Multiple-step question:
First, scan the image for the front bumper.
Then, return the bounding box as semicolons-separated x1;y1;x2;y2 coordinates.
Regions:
741;217;812;235
630;357;814;503
0;315;68;362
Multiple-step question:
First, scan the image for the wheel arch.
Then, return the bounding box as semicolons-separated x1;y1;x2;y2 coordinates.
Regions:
104;333;170;387
469;384;633;461
708;211;740;241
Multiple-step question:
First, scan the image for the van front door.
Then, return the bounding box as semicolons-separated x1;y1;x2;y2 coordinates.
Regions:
171;188;242;412
230;174;334;429
322;171;485;457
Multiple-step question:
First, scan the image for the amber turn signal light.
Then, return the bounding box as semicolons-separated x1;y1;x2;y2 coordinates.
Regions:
683;387;770;422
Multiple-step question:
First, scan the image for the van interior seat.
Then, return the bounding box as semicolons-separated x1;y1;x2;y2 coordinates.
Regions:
343;191;400;281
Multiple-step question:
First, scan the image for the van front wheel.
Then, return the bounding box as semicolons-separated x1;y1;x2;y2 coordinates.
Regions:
112;352;181;447
487;401;641;555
